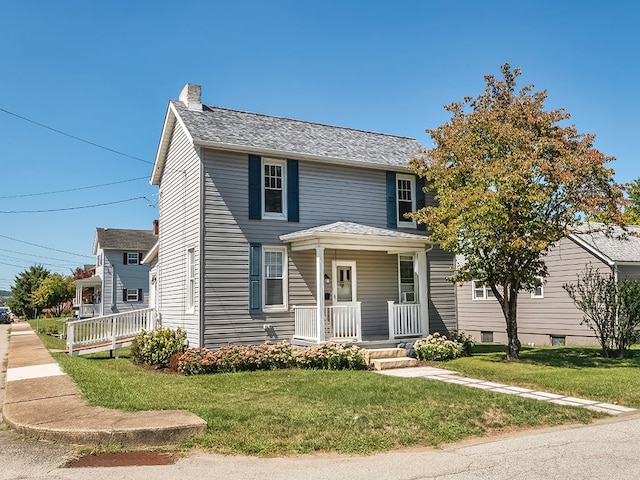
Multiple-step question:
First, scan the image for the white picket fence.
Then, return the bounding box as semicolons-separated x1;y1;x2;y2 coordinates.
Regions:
66;308;156;356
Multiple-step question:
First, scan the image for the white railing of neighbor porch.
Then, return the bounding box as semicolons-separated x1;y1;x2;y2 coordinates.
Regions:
388;301;422;340
67;307;156;356
293;302;362;343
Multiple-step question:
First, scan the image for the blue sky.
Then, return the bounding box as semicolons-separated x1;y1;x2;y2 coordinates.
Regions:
0;0;638;290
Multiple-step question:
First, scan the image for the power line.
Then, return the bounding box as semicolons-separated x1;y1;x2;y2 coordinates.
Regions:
0;254;72;270
0;196;149;213
0;107;153;165
0;176;149;199
0;234;93;259
0;247;80;263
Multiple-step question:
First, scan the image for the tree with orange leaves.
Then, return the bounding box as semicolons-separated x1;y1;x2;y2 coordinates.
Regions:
410;63;626;360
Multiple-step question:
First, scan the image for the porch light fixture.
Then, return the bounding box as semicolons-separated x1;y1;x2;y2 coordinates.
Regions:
324;273;330;284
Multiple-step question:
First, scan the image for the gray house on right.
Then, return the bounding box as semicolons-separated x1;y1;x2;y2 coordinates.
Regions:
457;223;640;346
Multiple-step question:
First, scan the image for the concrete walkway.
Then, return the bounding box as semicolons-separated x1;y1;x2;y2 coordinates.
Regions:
377;366;637;415
1;322;206;447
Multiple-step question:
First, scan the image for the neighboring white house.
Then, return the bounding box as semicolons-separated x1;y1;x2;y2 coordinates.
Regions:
149;83;457;349
457;223;640;346
73;227;158;318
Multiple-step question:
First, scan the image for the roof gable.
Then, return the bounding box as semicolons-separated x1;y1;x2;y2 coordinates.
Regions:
570;223;640;264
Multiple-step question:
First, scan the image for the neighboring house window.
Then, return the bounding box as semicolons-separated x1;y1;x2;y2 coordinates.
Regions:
186;248;195;312
123;288;143;302
263;246;287;311
531;276;544;299
263;158;287;219
397;174;415;227
398;255;416;303
123;252;142;265
472;280;495;300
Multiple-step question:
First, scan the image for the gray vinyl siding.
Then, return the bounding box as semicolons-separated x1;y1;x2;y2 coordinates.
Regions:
157;122;201;346
200;148;449;347
427;246;457;334
617;264;640;281
457;236;610;346
101;250;150;313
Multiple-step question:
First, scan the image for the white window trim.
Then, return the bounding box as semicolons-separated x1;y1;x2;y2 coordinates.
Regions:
126;289;140;302
262;158;287;220
127;252;140;265
186;247;196;313
531;276;544;299
396;173;416;228
472;280;494;300
398;254;417;303
262;245;288;312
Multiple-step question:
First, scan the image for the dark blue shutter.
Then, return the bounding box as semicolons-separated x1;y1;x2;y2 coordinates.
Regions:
415;176;426;231
138;289;143;302
123;253;128;265
122;289;127;302
249;243;262;313
287;159;299;222
386;171;397;229
248;155;262;219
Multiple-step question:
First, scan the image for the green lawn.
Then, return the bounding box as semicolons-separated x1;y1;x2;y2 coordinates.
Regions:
447;344;640;408
24;320;609;455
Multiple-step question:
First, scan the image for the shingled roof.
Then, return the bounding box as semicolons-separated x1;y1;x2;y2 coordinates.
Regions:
93;228;157;254
152;85;425;184
571;223;640;264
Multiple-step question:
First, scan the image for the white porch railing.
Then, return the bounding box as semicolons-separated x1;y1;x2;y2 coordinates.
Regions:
293;303;362;343
66;307;156;356
388;301;423;340
76;304;99;318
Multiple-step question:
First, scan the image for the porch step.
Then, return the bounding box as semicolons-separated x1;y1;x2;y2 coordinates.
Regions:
366;348;408;360
370;357;418;371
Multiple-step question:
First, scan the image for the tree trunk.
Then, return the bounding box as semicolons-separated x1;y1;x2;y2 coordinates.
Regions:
503;285;521;360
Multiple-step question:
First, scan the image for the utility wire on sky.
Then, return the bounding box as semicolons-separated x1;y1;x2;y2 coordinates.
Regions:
0;176;149;199
0;107;153;165
0;233;94;259
0;196;150;214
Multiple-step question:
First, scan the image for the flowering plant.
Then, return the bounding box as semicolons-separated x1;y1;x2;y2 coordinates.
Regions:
413;332;464;361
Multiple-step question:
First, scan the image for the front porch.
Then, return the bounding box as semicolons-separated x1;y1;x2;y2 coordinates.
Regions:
280;222;432;345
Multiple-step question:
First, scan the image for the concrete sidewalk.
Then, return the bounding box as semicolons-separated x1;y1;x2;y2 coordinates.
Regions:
1;322;206;447
377;366;637;415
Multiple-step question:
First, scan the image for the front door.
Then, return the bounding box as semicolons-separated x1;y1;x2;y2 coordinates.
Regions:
332;260;357;304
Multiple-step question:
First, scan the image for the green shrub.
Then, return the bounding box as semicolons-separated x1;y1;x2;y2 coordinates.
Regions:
177;341;366;376
131;327;187;367
448;330;475;356
413;333;464;361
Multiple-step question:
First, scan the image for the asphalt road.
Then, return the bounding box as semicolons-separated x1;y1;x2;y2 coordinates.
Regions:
2;324;640;480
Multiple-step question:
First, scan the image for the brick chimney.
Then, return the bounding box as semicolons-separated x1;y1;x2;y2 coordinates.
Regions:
179;83;202;111
153;219;159;235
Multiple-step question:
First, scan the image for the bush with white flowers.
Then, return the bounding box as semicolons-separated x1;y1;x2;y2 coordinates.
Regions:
413;332;464;361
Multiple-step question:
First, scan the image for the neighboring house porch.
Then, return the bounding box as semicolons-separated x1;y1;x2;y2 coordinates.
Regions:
73;275;102;318
279;222;432;344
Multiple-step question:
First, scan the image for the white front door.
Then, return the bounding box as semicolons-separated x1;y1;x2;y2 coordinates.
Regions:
332;260;357;304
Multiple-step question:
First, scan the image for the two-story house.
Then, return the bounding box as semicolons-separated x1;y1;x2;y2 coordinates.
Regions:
150;84;457;349
73;227;158;318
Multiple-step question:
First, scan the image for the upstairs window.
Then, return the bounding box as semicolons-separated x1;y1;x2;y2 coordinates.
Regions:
263;159;287;219
124;252;142;265
396;174;415;227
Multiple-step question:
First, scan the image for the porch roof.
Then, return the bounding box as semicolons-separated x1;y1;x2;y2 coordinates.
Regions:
279;222;432;253
73;275;102;287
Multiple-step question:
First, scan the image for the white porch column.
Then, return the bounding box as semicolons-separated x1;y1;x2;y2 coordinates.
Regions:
316;246;325;342
416;251;429;336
